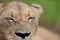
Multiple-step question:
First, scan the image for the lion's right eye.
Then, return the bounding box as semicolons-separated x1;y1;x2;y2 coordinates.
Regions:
8;18;15;22
5;17;16;22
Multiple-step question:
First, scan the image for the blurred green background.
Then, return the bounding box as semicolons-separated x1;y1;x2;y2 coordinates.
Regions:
0;0;60;29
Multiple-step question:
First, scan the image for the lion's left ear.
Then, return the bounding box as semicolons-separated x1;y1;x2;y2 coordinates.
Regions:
31;4;43;17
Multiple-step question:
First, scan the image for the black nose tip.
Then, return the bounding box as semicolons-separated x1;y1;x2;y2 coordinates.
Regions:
15;32;30;39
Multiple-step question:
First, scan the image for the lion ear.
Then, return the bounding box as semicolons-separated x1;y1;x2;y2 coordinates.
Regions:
31;4;43;17
0;3;6;14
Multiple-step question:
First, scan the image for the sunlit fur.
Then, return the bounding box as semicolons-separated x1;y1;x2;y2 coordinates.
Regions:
0;1;43;40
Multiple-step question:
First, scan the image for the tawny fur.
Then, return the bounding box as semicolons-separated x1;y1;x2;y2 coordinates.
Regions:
0;1;43;40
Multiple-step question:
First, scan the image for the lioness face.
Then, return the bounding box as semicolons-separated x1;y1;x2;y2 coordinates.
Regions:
0;1;43;40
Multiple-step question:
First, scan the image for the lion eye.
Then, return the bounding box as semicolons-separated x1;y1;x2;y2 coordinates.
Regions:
5;17;15;22
28;17;35;23
8;18;15;22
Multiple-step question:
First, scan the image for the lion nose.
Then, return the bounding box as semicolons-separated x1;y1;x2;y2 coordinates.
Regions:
15;32;30;39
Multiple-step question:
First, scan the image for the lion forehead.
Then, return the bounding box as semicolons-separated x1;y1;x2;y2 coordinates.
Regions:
0;1;42;22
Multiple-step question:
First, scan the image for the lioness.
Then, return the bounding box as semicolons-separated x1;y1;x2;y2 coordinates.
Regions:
0;1;43;40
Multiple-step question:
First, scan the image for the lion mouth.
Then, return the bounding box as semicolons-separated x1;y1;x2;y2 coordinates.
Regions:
15;32;30;39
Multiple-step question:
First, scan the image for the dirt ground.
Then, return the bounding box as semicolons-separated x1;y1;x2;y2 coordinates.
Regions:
32;26;60;40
